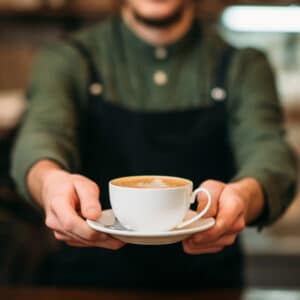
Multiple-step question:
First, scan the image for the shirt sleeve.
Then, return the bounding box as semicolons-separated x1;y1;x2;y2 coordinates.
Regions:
11;42;83;203
228;48;298;228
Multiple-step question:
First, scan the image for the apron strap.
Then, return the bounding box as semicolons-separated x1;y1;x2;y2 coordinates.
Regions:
65;38;105;162
210;46;236;102
66;38;104;97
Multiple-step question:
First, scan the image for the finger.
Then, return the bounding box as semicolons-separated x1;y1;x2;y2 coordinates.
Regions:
187;233;237;249
190;217;236;245
185;247;223;255
191;199;242;244
54;231;91;247
93;237;126;250
51;198;108;243
67;240;124;250
72;176;102;220
66;241;90;248
213;234;237;247
46;214;88;244
47;215;93;244
45;214;61;231
183;241;223;255
54;230;125;250
50;212;109;245
208;194;243;239
212;196;243;238
188;215;244;247
54;231;71;242
197;196;217;218
197;180;225;218
53;230;91;245
227;215;245;234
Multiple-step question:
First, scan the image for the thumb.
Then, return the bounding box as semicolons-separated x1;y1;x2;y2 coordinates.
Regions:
197;180;225;218
72;175;102;220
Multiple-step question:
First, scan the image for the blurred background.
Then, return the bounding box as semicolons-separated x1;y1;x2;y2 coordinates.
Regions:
0;0;300;288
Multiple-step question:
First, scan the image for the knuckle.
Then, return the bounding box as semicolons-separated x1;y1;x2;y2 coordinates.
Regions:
236;220;246;232
74;175;99;190
201;179;219;187
89;181;100;193
71;174;83;181
54;232;64;241
61;218;74;232
110;242;124;250
49;202;61;215
236;199;245;212
84;181;99;195
108;241;124;251
45;216;55;229
218;220;229;233
231;218;246;234
50;199;64;215
85;230;99;241
224;235;236;246
182;244;194;255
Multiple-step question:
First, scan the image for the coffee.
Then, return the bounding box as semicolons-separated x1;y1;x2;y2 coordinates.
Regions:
111;176;189;189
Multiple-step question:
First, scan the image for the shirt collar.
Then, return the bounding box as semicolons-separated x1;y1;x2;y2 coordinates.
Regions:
119;17;201;62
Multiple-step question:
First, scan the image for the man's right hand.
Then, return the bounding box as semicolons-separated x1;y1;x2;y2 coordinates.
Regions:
28;160;125;250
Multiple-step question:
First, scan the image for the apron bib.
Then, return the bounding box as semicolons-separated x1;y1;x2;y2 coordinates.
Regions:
39;38;244;289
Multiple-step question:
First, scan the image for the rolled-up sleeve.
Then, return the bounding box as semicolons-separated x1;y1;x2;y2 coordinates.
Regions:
229;48;298;228
11;43;82;202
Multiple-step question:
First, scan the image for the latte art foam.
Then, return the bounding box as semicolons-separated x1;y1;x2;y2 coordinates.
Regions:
136;178;168;188
111;176;190;189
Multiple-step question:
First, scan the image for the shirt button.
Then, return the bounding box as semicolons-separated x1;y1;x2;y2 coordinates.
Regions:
155;47;168;60
211;87;227;101
154;70;168;86
89;83;103;96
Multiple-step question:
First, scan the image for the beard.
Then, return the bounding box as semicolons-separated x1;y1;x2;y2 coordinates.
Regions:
132;3;186;28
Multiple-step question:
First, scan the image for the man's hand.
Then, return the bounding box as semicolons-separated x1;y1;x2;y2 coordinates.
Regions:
28;160;125;250
183;178;264;255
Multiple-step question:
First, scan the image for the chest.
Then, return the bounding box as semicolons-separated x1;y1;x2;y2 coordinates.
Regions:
93;42;216;111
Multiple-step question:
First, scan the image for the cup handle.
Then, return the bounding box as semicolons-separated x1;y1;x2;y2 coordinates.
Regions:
176;187;212;229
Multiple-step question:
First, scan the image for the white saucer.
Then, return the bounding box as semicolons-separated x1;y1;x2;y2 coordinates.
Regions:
87;209;215;245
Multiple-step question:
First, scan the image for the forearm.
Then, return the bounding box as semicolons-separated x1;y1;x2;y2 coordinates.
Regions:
27;159;64;208
229;48;297;227
230;177;264;225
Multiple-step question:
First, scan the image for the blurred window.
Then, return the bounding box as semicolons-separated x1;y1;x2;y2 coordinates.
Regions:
220;5;300;106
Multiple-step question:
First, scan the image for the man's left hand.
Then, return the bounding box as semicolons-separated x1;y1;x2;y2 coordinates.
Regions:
182;178;264;255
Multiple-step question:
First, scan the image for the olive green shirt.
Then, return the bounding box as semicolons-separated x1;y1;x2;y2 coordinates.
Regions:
11;16;297;227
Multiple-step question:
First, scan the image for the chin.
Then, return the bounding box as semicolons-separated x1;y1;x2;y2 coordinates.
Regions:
129;0;186;21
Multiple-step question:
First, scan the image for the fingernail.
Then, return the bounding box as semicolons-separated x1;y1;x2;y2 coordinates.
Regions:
87;208;100;217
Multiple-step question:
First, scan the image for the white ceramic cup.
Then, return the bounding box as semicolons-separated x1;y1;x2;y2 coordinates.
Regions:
109;175;211;232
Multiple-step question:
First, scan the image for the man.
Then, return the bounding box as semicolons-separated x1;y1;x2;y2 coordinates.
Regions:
12;0;297;288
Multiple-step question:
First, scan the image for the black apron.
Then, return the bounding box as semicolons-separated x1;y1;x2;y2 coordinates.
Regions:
39;39;244;289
